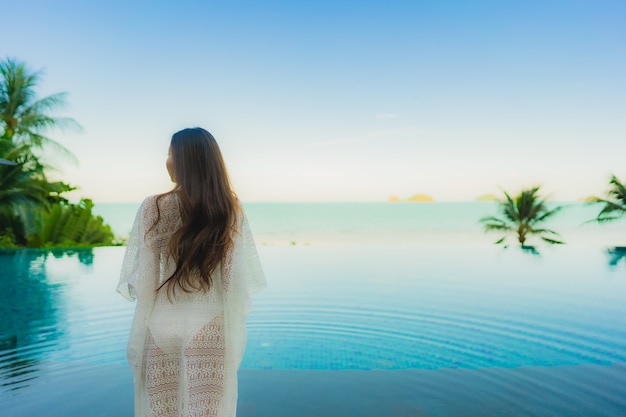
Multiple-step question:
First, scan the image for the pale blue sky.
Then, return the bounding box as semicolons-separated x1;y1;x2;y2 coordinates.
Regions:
2;0;625;202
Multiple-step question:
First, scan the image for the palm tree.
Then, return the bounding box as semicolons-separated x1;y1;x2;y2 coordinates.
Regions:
0;58;80;246
0;151;72;245
587;175;626;223
0;57;80;163
0;58;116;249
480;186;564;246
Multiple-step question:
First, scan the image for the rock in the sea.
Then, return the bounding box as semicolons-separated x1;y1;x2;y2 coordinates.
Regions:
406;194;434;202
476;193;500;202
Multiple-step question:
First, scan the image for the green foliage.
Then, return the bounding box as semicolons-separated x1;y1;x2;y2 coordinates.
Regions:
0;57;115;248
0;216;26;247
24;199;114;248
587;175;626;224
480;186;564;246
0;151;71;207
0;58;80;161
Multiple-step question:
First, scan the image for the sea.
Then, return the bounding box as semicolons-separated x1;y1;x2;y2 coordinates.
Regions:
94;201;626;247
2;201;625;416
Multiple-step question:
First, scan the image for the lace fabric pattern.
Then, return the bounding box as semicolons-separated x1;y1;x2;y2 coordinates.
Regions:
118;194;266;417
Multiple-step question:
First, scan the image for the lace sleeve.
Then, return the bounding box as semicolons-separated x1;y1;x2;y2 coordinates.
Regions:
117;201;144;301
219;210;266;416
221;212;266;313
239;214;267;297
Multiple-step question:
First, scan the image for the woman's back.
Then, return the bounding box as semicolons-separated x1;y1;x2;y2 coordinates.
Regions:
144;193;225;354
140;192;229;415
118;127;266;417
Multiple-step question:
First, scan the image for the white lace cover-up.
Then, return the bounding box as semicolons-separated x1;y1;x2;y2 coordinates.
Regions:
117;194;266;417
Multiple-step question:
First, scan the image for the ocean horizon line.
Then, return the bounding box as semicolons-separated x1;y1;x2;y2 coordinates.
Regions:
91;199;595;205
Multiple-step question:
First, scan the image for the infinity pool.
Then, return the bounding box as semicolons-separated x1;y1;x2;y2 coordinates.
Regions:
1;245;625;416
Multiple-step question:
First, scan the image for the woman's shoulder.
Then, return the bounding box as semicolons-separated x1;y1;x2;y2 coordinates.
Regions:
139;193;180;221
139;193;182;240
138;195;157;217
140;192;178;208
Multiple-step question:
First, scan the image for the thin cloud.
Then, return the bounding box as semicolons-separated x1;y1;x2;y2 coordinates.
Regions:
306;127;417;148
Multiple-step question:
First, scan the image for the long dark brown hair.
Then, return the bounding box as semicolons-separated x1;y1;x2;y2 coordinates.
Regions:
153;127;240;298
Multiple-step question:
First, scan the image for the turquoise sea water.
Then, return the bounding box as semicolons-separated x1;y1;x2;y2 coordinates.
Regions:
96;201;626;246
1;203;626;416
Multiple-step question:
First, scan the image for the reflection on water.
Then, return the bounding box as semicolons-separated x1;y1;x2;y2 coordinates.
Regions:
0;249;93;390
521;245;540;255
607;246;626;268
504;243;626;265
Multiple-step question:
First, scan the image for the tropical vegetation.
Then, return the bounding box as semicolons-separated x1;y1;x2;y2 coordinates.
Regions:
0;57;115;248
480;186;564;247
587;175;626;224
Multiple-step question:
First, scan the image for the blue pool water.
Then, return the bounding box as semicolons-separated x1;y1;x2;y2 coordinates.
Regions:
1;244;626;416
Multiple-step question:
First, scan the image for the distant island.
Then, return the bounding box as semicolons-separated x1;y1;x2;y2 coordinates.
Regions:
387;193;603;203
475;194;500;202
388;194;434;203
578;196;598;203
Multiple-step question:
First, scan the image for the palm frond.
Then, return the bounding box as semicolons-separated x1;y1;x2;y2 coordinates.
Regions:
607;175;626;203
0;59;40;120
479;215;515;233
481;185;565;247
27;92;69;114
14;132;78;165
1;58;79;166
541;236;565;245
583;175;626;224
483;224;514;233
496;191;518;223
534;205;563;223
529;228;561;236
596;200;626;218
595;215;624;224
479;215;507;224
598;205;626;216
